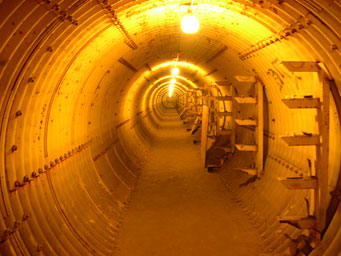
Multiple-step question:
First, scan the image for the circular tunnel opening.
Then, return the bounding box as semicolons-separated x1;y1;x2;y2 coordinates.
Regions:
0;0;340;255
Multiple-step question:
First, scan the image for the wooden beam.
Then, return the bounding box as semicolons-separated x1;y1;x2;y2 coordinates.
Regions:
201;105;209;167
282;135;320;146
206;45;228;63
256;81;264;176
235;119;257;126
278;177;318;189
118;57;138;72
316;76;330;232
234;97;257;104
215;81;232;86
235;144;257;151
282;98;320;108
217;130;232;135
216;96;233;101
215;146;233;152
235;75;256;82
235;168;257;176
281;61;320;72
216;111;232;117
278;216;316;229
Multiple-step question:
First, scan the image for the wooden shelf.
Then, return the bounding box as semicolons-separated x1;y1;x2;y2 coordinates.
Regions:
215;81;232;87
234;97;257;104
235;75;256;82
235;168;257;176
282;98;320;108
282;135;320;146
215;146;233;153
216;111;232;117
217;130;232;135
281;61;319;72
278;216;316;229
207;96;232;101
278;177;317;189
235;119;257;126
216;96;232;101
235;144;257;151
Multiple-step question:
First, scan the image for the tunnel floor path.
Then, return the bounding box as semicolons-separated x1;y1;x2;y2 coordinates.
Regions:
115;109;263;256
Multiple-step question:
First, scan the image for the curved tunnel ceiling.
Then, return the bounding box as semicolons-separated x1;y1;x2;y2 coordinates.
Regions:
0;0;340;255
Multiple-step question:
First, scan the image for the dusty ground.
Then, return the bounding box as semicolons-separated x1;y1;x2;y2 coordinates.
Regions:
115;110;263;256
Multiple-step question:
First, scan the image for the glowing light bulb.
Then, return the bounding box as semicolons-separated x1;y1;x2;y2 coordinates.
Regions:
171;78;176;83
171;67;179;76
181;15;199;34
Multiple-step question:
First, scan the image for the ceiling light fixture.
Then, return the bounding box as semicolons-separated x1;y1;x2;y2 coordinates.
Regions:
181;0;199;34
171;67;179;75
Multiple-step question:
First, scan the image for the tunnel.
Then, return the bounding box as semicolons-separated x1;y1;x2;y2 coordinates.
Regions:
0;0;340;255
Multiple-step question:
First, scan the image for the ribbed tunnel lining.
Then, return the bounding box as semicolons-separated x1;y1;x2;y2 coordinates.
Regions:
0;0;340;255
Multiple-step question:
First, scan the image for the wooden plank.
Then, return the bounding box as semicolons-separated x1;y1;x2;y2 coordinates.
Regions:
215;146;234;152
282;98;320;108
217;130;232;135
278;216;316;229
281;61;320;72
282;135;320;146
235;144;257;151
201;105;209;167
190;116;201;134
235;75;256;82
231;85;236;150
235;119;257;126
234;97;257;104
206;96;232;101
215;81;232;86
216;111;232;117
235;168;257;176
316;77;330;232
179;108;187;118
256;81;264;176
278;177;318;189
216;96;232;101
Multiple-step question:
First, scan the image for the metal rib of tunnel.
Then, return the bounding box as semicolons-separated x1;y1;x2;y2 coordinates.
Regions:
0;0;340;255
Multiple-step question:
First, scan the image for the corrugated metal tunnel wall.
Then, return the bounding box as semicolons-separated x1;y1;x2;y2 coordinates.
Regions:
0;0;340;255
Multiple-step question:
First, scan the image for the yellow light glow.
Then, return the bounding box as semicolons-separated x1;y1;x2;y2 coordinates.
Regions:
181;15;199;34
169;83;174;97
171;67;179;75
171;78;176;83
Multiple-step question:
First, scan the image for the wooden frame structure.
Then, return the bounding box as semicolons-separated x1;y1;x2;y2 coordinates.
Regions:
277;61;330;233
233;75;264;178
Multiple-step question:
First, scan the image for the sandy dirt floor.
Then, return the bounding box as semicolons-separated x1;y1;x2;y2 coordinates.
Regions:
115;110;263;256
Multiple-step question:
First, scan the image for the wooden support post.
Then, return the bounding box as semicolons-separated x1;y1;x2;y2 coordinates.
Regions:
231;85;236;150
201;105;209;167
256;80;264;177
316;75;330;232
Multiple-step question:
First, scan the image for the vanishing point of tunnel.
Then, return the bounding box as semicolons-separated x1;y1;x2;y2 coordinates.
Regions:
0;0;340;255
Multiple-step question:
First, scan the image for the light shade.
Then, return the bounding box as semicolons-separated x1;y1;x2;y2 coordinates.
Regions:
171;67;179;75
181;15;200;34
171;78;176;83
